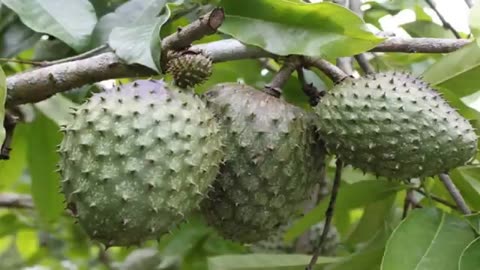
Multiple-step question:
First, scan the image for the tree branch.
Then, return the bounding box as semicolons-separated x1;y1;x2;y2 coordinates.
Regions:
370;37;470;53
424;0;461;38
464;0;474;8
0;193;34;209
264;56;302;97
307;159;343;270
354;54;375;74
439;173;471;215
5;36;472;106
304;57;348;83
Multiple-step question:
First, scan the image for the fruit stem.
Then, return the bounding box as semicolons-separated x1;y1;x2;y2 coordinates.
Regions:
306;159;343;270
439;173;471;215
0;113;18;160
264;56;302;97
304;57;348;83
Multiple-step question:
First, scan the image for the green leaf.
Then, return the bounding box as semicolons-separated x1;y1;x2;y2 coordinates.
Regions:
328;230;389;270
381;208;475;270
108;1;170;72
219;0;384;58
459;237;480;270
92;0;171;47
34;94;75;126
345;194;397;246
27;112;64;224
451;167;480;210
465;213;480;234
0;125;27;191
402;21;454;38
2;0;97;52
0;65;5;152
423;40;480;98
208;254;341;270
285;180;406;242
15;230;39;260
470;2;480;38
0;18;40;57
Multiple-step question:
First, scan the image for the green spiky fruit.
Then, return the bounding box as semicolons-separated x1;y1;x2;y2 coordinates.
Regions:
200;83;325;243
250;221;339;255
167;51;212;88
315;71;477;179
58;80;224;246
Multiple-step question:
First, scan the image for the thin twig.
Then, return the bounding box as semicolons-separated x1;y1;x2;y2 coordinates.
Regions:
354;54;375;74
402;189;414;219
0;193;34;209
264;56;302;97
0;58;45;66
424;0;461;38
464;0;474;8
307;159;343;270
439;173;471;214
336;57;353;75
414;188;458;210
304;57;348;83
41;45;110;67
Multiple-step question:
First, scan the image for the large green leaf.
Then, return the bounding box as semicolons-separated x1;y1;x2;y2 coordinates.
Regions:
219;0;383;58
2;0;97;52
285;180;406;242
0;18;40;57
402;21;454;38
27;112;64;224
108;0;171;72
381;208;475;270
459;237;480;270
423;40;480;98
0;65;5;154
92;0;170;46
208;254;341;270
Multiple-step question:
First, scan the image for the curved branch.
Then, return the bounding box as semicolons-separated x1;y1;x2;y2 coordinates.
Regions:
6;36;473;106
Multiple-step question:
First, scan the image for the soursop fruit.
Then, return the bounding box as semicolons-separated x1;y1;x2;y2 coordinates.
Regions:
250;221;339;255
200;83;325;243
167;51;212;88
58;80;224;246
315;71;477;179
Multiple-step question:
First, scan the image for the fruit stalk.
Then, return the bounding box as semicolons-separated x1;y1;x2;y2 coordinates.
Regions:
439;173;471;215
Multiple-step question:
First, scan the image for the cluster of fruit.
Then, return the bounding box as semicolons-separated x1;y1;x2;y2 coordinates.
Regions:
56;52;477;250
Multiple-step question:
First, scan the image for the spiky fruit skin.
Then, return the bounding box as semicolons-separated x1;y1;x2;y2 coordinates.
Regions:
167;52;212;88
200;83;325;243
249;221;339;255
315;71;477;179
58;80;223;246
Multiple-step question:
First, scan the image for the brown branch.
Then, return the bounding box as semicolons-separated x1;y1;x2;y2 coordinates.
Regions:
264;56;302;97
0;193;34;209
424;0;461;38
439;173;471;215
354;54;375;74
307;159;343;270
5;36;473;107
414;187;458;210
304;57;348;83
370;37;470;53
